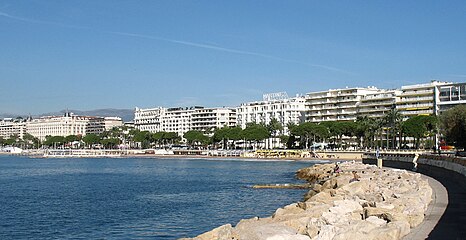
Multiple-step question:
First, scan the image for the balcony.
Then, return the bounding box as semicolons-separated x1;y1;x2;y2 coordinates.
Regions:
398;96;433;103
396;103;432;110
399;89;433;97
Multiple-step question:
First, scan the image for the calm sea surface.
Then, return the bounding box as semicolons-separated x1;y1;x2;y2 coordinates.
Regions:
0;155;321;239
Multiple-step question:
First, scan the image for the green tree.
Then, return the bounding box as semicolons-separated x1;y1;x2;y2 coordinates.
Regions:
133;131;152;149
288;122;329;149
402;115;439;149
82;134;101;148
267;118;283;137
5;135;19;146
152;132;166;147
382;108;403;149
65;135;79;143
43;135;66;148
212;127;229;148
163;132;180;146
23;133;40;149
440;105;466;149
184;130;209;146
100;138;120;149
242;123;270;149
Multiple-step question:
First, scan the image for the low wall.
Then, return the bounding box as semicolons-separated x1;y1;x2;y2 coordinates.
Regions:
316;151;364;160
362;152;466;177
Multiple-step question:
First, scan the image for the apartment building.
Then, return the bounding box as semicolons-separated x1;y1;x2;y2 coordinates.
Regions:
26;113;105;141
306;87;380;122
0;118;26;139
134;107;163;133
236;92;306;134
191;107;236;132
435;82;466;114
103;117;124;131
396;81;451;118
358;90;401;118
162;107;197;136
134;106;237;137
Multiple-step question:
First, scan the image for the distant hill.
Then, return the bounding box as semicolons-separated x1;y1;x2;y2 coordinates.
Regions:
0;113;20;119
1;109;135;122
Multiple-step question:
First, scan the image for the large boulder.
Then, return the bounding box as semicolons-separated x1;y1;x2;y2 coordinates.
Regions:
186;162;433;240
188;224;236;240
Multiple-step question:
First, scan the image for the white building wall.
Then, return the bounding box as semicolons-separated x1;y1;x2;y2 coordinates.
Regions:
25;115;103;141
134;107;163;133
134;106;237;137
396;81;451;118
236;96;306;134
0;119;26;140
358;90;400;118
435;82;466;114
306;87;380;122
103;117;124;131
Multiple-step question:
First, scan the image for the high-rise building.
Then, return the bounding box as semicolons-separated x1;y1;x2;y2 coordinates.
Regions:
396;81;451;118
306;87;380;122
134;106;237;137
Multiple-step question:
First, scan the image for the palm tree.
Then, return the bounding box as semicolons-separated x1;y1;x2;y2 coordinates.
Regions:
383;108;403;149
267;118;283;148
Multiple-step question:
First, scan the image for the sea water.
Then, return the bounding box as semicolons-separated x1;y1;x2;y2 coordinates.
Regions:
0;155;319;239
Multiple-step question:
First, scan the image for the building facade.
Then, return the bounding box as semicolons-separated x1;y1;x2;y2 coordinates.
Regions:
434;82;466;114
134;107;163;133
0;118;26;140
236;93;306;134
134;106;237;137
306;87;380;122
191;107;237;132
396;81;451;118
103;117;124;131
358;90;400;118
25;113;105;141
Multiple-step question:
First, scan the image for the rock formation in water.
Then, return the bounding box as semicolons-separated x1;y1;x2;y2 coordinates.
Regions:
182;162;432;240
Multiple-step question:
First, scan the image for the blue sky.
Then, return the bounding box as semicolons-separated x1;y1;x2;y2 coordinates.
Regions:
1;1;465;115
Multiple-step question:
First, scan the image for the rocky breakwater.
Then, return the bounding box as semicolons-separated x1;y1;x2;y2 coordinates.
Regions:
182;162;432;240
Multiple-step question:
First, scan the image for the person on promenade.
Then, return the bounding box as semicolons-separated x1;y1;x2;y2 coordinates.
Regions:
350;171;360;183
333;163;342;174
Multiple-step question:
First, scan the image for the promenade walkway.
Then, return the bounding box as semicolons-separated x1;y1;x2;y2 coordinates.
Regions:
420;167;466;240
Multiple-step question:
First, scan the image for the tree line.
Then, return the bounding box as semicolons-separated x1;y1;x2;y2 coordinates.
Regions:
1;105;465;150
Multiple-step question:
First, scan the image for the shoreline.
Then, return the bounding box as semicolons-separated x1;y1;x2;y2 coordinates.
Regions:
3;150;358;162
184;161;436;240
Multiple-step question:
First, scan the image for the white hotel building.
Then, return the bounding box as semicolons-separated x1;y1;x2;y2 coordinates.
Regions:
134;106;237;137
236;92;306;135
25;113;109;141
